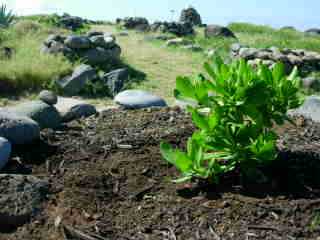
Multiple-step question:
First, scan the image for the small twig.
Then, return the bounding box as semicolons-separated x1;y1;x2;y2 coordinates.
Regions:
130;185;154;201
117;144;133;149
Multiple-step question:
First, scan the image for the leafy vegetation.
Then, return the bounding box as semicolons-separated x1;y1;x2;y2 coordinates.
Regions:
0;4;14;28
161;57;304;183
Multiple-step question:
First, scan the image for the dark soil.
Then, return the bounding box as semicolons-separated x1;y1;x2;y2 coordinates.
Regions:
1;107;320;240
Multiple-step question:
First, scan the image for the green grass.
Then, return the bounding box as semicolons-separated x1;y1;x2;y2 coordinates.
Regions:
0;20;73;95
188;23;320;57
227;22;320;52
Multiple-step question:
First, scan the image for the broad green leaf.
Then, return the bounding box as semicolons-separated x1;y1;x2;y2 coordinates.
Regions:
187;107;210;131
176;76;196;99
272;62;285;82
160;142;177;166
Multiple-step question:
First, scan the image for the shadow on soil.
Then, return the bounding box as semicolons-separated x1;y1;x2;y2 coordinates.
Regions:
177;149;320;200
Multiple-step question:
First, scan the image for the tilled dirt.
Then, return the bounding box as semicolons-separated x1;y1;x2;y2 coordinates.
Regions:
1;107;320;240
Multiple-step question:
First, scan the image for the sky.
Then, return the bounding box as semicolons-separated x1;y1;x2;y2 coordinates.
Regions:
1;0;319;30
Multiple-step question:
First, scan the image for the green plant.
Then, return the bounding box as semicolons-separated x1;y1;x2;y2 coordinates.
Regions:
161;57;304;183
0;4;14;28
310;211;320;231
80;80;110;97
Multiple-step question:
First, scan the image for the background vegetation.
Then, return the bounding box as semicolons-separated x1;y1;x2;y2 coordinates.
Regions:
0;13;320;103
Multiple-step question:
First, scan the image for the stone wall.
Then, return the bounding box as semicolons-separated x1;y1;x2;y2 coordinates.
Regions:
150;21;194;36
231;43;320;76
41;31;121;67
179;7;202;26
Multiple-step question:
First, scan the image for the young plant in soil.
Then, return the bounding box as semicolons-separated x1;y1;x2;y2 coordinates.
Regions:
161;57;304;183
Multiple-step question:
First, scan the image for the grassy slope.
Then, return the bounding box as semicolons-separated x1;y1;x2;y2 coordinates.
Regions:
0;20;73;94
93;25;205;104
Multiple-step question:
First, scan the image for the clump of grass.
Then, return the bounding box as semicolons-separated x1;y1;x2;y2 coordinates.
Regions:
0;21;73;94
12;20;43;36
228;22;275;35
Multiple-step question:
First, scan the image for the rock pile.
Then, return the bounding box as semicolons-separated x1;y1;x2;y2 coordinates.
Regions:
305;28;320;36
231;43;320;76
205;25;236;38
41;31;121;67
52;13;104;31
58;14;85;31
119;17;150;31
179;6;202;26
55;63;130;96
151;21;194;36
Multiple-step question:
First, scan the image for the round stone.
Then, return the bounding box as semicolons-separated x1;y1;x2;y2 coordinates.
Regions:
114;90;167;109
0;111;40;145
8;101;61;130
39;90;58;105
0;174;48;229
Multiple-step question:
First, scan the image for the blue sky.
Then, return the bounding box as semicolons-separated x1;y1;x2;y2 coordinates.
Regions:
2;0;319;30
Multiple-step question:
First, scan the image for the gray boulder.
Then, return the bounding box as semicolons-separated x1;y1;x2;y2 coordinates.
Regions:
302;77;320;92
56;64;97;95
0;111;40;145
0;137;11;170
9;101;61;130
0;174;48;229
305;28;320;36
205;25;236;38
39;90;58;105
102;68;129;96
61;103;97;122
114;90;167;109
64;35;91;49
44;34;65;47
289;96;320;122
41;41;72;55
122;17;149;31
89;35;115;49
59;15;84;31
86;30;104;37
78;46;121;65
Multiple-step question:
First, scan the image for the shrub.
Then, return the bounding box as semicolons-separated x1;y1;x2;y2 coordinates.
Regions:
0;4;14;28
161;57;304;183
